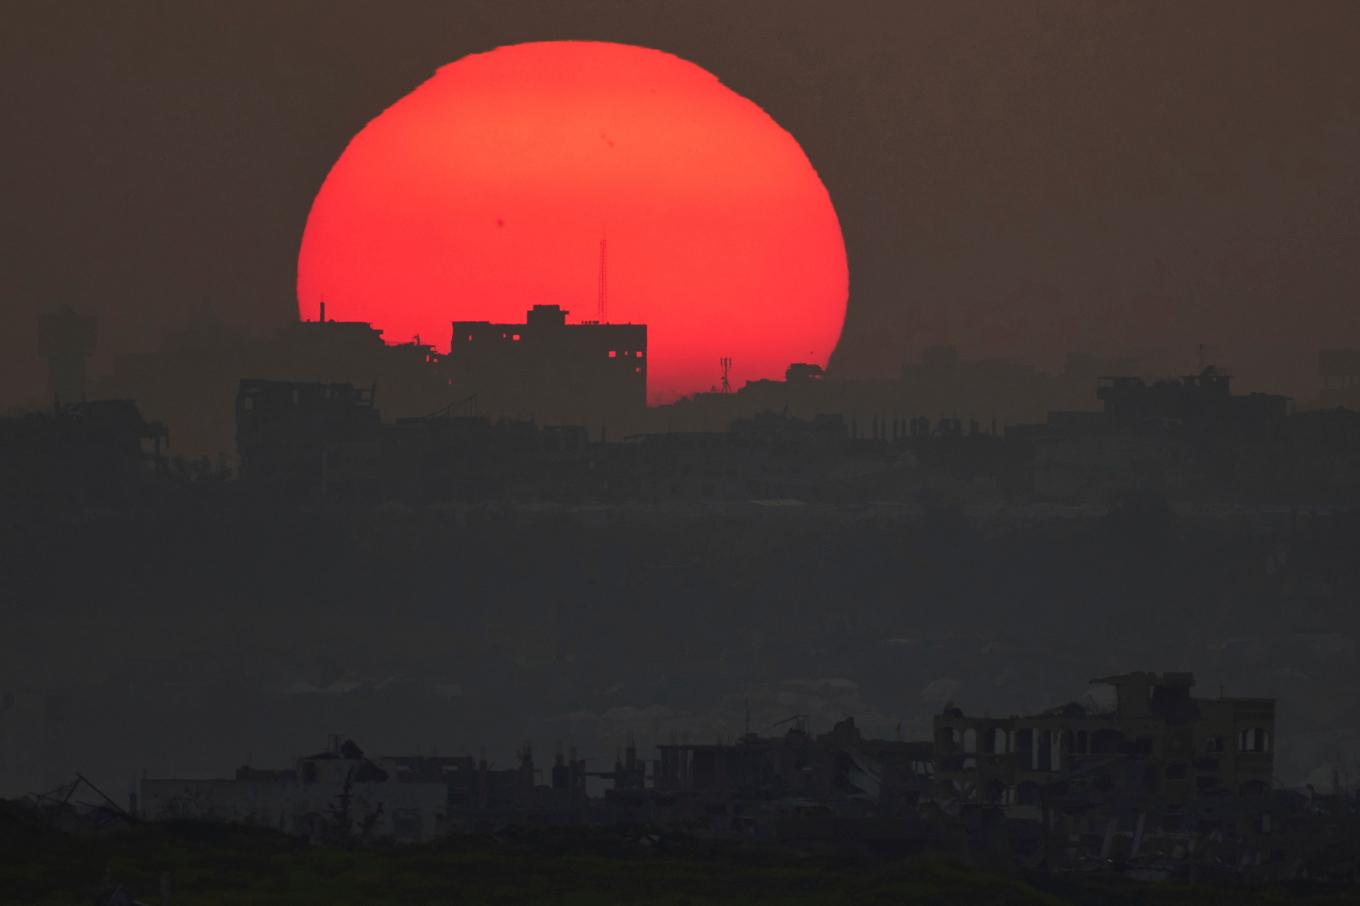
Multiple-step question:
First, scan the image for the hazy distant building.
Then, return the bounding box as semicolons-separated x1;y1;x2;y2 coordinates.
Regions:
1031;368;1293;502
1287;406;1360;498
139;737;449;843
381;415;590;503
652;347;1116;436
91;312;452;460
1318;348;1360;410
1095;368;1290;429
0;399;166;514
36;306;97;407
139;736;579;839
447;305;646;436
235;379;381;503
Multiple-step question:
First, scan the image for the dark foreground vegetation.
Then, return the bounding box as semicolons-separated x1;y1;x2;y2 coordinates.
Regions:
2;803;1357;906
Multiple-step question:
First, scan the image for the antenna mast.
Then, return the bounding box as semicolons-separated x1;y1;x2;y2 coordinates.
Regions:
597;238;608;323
720;356;732;394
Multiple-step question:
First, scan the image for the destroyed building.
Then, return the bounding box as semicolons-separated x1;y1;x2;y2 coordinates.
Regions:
138;737;593;840
139;737;450;843
934;673;1277;855
643;717;934;835
127;675;1360;879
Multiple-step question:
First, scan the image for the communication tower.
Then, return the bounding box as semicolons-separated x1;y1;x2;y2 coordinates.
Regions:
597;238;608;323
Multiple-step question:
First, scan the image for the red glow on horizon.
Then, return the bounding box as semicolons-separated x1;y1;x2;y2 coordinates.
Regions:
297;41;847;402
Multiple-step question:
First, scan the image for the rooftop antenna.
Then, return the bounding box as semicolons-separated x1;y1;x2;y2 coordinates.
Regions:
597;237;608;323
720;356;732;394
1196;343;1208;371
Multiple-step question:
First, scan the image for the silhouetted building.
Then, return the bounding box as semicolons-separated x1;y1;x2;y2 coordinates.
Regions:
654;347;1101;436
0;399;166;514
92;313;453;460
1096;367;1290;429
235;379;381;503
1032;368;1293;502
381;415;589;502
447;305;645;435
139;736;448;843
387;745;539;827
1318;348;1360;410
653;716;930;815
934;672;1276;839
1286;406;1360;498
37;306;97;407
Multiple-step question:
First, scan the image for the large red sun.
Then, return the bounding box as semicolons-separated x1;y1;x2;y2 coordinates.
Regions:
297;41;847;402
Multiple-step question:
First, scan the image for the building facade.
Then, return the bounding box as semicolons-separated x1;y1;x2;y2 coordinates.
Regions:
447;305;646;435
933;673;1276;838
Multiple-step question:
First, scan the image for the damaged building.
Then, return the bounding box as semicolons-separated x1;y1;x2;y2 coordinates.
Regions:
934;673;1275;810
128;674;1360;880
138;737;597;841
139;737;451;843
933;672;1283;870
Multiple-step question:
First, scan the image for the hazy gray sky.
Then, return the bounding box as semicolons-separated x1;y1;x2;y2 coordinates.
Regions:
4;0;1358;404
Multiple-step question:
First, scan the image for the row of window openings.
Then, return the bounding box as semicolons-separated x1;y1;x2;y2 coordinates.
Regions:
241;388;359;410
465;333;645;361
945;726;1272;760
961;776;1268;807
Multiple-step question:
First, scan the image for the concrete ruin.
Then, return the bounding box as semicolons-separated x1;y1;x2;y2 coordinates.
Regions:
129;673;1358;880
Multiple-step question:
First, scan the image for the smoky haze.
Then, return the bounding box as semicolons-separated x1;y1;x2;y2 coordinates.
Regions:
8;7;1360;885
3;0;1360;409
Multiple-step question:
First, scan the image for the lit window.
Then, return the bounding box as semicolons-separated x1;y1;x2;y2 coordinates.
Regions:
634;366;641;374
636;350;644;358
512;334;521;341
608;350;617;358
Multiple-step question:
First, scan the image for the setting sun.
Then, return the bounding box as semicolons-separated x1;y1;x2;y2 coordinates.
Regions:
297;40;847;402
